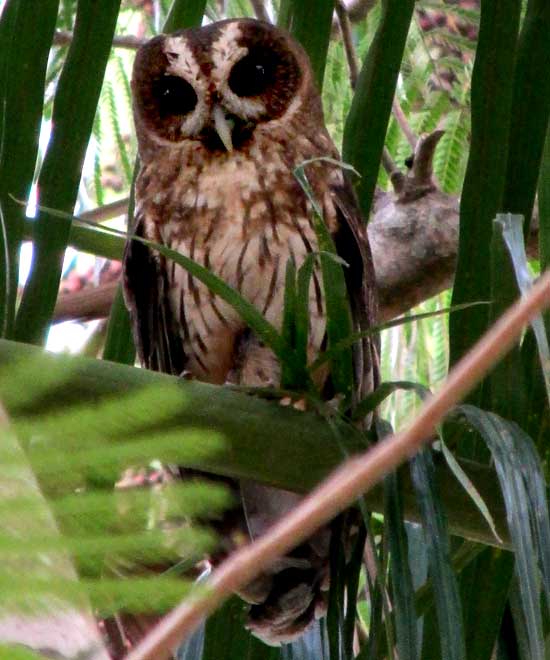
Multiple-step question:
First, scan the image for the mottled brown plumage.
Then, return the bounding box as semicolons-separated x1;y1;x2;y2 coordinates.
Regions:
124;18;377;646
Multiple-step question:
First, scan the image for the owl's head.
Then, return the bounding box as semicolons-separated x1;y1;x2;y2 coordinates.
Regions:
132;18;321;155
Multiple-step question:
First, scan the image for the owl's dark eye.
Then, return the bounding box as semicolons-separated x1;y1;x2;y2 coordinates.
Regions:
228;53;276;97
153;75;198;117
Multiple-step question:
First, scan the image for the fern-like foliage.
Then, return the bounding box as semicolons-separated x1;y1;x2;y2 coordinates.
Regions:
0;356;231;620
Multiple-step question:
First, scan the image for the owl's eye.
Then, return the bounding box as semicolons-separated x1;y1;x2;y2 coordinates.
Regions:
153;75;198;117
228;54;276;97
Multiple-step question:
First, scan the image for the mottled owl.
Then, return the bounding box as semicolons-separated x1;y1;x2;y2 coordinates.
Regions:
124;17;377;646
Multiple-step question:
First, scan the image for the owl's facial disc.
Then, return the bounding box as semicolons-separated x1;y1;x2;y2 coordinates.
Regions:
132;21;307;151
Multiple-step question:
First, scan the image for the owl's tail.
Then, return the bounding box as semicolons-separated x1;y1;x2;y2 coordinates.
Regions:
237;483;333;646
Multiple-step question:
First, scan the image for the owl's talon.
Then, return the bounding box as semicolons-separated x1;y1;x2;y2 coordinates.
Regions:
279;395;307;411
179;370;194;380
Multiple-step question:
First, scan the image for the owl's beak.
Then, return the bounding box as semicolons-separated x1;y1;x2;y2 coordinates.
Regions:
212;105;234;152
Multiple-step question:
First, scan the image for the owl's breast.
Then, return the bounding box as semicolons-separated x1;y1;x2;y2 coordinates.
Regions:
139;146;338;383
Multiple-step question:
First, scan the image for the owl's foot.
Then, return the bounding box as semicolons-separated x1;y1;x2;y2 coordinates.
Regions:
279;396;307;412
179;370;194;380
226;383;310;412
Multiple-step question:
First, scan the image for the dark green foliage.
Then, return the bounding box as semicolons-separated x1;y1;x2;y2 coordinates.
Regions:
14;0;122;345
165;0;207;31
343;0;415;219
450;0;521;369
294;164;354;400
0;0;60;337
412;449;465;660
102;285;136;365
383;471;418;660
282;0;334;88
502;0;550;230
446;3;550;654
454;406;550;659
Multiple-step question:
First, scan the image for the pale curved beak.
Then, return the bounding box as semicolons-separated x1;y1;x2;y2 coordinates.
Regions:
213;105;234;152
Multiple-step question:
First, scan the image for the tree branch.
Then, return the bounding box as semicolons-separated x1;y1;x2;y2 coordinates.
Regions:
51;189;538;325
54;29;145;50
50;132;539;324
54;281;119;322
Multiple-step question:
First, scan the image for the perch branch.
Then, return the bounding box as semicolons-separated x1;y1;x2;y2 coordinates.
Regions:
0;337;519;552
49;133;538;324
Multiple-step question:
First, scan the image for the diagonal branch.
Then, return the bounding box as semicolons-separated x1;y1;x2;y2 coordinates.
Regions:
125;271;550;660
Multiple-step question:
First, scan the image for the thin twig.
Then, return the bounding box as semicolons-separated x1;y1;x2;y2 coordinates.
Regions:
381;147;397;175
410;129;445;185
331;0;379;35
125;271;550;660
336;0;416;168
392;97;417;150
335;1;359;89
54;31;145;50
79;198;129;224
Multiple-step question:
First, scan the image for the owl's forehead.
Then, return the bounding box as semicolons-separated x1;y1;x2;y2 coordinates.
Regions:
210;22;247;71
162;22;248;85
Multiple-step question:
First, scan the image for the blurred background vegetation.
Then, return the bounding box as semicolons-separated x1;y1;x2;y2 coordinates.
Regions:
0;0;549;659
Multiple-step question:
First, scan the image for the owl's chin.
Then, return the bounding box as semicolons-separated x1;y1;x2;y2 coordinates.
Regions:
199;116;256;153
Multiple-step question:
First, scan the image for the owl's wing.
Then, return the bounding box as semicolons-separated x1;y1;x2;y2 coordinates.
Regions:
330;177;379;403
122;213;186;375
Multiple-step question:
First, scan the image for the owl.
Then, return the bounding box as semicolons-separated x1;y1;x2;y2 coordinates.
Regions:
124;17;377;646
